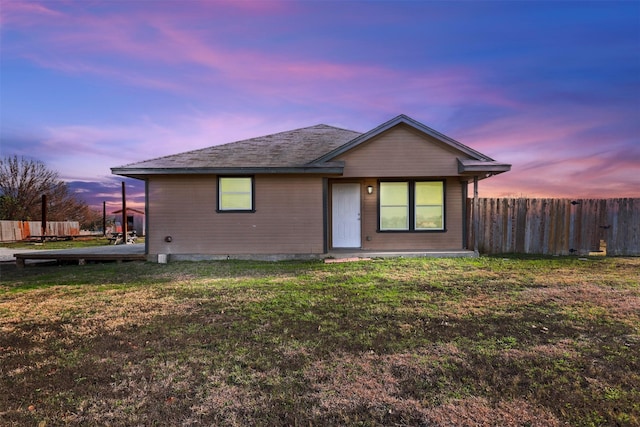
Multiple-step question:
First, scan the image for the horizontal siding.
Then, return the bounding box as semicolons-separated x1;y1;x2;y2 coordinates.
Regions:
337;124;471;178
356;178;465;250
148;175;325;255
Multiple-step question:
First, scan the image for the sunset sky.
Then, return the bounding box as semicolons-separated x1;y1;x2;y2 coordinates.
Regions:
2;0;639;211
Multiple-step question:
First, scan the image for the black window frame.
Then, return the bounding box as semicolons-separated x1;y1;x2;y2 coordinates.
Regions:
377;179;446;232
216;176;256;213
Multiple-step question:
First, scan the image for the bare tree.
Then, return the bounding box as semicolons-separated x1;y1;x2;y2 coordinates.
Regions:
0;155;90;222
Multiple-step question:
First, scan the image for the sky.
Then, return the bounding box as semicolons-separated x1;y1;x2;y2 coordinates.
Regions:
1;0;639;212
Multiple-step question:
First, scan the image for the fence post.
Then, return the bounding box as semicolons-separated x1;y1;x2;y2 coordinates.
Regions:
41;194;47;242
121;182;127;244
473;176;479;256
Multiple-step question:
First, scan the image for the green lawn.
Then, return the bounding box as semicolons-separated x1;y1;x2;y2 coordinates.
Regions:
1;256;638;426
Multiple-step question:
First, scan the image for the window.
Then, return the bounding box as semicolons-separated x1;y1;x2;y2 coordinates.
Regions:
380;182;409;230
415;181;444;230
379;180;444;231
218;177;254;212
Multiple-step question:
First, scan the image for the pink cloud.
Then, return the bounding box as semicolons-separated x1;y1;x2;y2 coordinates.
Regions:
198;0;292;13
478;147;640;199
1;1;63;25
24;54;187;92
3;1;511;115
30;110;306;184
452;100;639;199
4;2;289;66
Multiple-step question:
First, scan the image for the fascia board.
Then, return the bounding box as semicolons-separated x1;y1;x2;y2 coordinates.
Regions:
457;158;511;174
111;165;345;177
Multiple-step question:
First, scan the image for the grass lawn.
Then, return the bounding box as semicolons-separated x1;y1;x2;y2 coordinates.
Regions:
0;256;638;426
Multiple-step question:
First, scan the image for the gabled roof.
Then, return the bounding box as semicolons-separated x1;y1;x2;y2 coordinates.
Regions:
311;114;494;163
112;114;510;179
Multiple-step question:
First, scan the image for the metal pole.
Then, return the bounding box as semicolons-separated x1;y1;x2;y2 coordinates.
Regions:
121;182;127;243
102;201;106;236
473;176;479;255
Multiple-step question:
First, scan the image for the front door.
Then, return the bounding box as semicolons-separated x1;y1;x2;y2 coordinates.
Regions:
332;183;361;248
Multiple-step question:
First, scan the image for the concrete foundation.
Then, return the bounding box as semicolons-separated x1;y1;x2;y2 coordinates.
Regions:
152;250;476;263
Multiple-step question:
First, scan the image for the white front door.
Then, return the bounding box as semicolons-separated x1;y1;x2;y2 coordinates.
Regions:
332;183;361;248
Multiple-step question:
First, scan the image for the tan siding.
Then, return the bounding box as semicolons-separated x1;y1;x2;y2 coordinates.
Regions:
357;177;465;250
337;124;471;178
148;175;324;255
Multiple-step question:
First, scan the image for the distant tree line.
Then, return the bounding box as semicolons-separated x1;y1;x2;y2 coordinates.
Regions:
0;156;102;230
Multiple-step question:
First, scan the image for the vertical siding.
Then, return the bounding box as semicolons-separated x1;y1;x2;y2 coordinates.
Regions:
336;124;471;178
147;175;325;255
468;198;640;256
606;198;640;256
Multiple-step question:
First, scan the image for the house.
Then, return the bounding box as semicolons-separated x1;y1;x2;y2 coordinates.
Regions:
111;114;510;261
111;207;145;236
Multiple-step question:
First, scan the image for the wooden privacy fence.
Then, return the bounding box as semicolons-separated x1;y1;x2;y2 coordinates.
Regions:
0;221;80;242
467;198;640;256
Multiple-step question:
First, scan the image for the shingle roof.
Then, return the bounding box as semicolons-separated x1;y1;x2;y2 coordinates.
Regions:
114;124;361;171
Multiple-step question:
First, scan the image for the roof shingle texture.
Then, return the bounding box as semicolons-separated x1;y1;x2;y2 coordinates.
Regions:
118;125;362;169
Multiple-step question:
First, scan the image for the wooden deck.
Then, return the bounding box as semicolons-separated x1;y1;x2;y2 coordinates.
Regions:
14;244;146;268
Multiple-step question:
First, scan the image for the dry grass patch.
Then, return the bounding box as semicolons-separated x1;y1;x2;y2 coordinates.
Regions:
424;397;560;427
1;286;187;334
524;282;640;328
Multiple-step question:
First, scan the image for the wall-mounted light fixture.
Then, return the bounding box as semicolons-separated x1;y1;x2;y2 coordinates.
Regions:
367;185;374;194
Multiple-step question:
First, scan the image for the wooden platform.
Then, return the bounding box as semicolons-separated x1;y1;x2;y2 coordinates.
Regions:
14;244;146;268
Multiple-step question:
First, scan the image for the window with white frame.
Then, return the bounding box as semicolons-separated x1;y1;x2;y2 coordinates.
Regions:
218;177;254;212
379;180;444;231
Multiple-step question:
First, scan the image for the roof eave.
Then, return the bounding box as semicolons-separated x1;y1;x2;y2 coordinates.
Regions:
111;164;345;178
457;158;511;177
